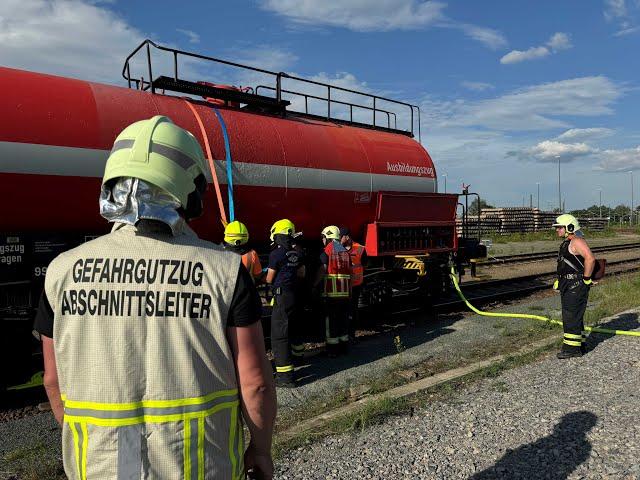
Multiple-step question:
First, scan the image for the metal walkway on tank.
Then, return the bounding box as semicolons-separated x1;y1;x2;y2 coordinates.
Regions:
122;39;421;140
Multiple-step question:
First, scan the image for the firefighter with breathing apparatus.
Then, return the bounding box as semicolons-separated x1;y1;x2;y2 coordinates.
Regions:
33;116;276;479
553;214;596;359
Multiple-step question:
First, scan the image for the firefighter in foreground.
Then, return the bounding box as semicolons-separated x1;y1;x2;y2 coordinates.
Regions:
553;214;596;359
34;116;276;479
317;225;353;356
340;227;366;342
224;220;264;283
266;219;305;387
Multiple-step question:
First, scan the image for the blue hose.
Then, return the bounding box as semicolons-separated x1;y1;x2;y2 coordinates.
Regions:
212;107;235;222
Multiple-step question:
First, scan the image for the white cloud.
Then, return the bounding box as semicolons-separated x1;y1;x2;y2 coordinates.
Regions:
614;25;640;35
260;0;507;49
425;76;622;131
452;23;508;49
525;140;595;162
500;32;572;64
604;0;628;21
556;128;615;142
547;32;572;50
604;0;640;36
177;29;200;44
260;0;446;31
500;46;550;64
598;146;640;171
0;0;146;83
460;81;494;92
231;45;298;72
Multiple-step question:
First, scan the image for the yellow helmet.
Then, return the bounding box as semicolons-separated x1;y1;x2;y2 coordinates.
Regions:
224;220;249;246
102;116;207;209
321;225;340;240
552;214;580;235
270;219;296;241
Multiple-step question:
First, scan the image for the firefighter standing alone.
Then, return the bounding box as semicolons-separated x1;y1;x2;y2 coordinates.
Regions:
553;214;596;359
33;116;276;479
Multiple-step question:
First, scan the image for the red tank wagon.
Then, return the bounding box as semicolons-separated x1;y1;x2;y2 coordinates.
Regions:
0;41;484;399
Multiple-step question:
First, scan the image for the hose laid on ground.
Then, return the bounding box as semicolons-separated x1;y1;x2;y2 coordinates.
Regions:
449;268;640;337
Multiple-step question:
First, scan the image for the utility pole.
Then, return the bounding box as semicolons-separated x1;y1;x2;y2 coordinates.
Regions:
442;173;447;193
631;171;635;225
536;182;540;210
530;194;533;208
557;155;561;212
597;188;602;218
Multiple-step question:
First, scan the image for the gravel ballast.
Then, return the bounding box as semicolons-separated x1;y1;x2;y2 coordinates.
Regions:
277;308;640;479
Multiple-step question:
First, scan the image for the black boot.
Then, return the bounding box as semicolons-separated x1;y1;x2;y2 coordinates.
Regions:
275;371;296;388
557;347;583;359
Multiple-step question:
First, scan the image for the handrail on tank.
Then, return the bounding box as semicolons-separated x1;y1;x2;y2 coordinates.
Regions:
122;39;421;140
255;85;397;129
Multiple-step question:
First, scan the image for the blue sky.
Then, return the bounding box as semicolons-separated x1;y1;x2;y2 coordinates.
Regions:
2;0;639;211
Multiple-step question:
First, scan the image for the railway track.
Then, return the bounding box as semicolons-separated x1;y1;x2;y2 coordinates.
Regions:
392;255;640;314
482;242;640;266
3;252;639;415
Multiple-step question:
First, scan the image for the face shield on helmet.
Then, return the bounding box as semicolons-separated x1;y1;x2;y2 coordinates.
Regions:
224;221;249;246
100;116;209;231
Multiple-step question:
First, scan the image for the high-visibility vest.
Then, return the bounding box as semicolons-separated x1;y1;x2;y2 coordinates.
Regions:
242;249;262;282
349;243;365;287
45;222;244;480
322;240;352;298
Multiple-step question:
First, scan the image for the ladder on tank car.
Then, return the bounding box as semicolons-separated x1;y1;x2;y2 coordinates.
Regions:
122;39;421;140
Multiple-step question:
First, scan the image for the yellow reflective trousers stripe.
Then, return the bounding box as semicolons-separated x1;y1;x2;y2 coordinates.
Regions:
563;339;582;347
64;390;240;479
564;333;582;340
276;365;294;373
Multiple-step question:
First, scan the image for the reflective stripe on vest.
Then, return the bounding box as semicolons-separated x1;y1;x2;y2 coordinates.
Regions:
323;274;351;298
47;224;243;479
323;241;352;298
63;390;242;480
349;244;365;287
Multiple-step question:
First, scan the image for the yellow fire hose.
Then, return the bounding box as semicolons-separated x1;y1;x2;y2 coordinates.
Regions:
449;269;640;337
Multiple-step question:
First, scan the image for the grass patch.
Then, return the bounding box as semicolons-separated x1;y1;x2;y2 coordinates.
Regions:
486;228;622;244
0;442;64;480
585;272;640;327
528;305;546;311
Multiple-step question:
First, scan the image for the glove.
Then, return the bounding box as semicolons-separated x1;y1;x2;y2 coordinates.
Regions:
552;279;559;290
583;278;593;286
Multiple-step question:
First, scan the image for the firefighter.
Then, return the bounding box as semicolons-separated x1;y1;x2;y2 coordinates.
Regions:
340;227;366;342
553;214;596;359
33;116;276;480
266;219;306;388
224;220;264;283
317;225;353;357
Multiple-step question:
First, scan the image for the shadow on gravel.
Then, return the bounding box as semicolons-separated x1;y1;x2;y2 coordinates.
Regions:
294;313;462;386
470;411;597;480
586;312;639;353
